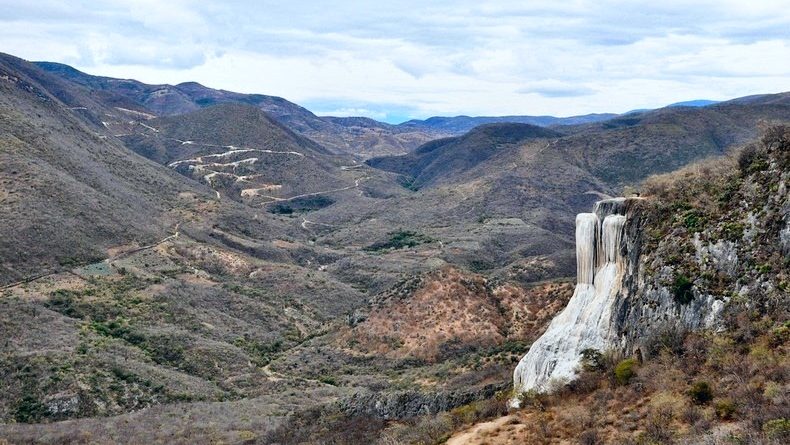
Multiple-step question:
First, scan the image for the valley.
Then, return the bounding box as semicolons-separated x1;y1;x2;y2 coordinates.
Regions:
0;49;788;444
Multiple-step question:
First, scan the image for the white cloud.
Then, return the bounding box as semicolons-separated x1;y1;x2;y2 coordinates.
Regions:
0;0;788;121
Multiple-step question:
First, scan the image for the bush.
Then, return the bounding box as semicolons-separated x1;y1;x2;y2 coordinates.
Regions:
14;395;48;423
643;405;674;444
738;143;761;174
672;274;694;305
579;429;601;445
364;230;435;251
614;358;638;385
688;381;713;405
682;210;706;232
720;222;744;241
763;418;790;441
644;326;687;358
318;375;337;386
580;348;605;372
714;399;736;420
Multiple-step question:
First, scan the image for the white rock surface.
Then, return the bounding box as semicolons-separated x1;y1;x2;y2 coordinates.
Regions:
512;207;627;397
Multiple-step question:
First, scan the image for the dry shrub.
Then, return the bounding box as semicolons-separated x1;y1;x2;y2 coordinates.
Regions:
579;428;601;445
643;404;675;444
559;405;596;433
641;153;737;206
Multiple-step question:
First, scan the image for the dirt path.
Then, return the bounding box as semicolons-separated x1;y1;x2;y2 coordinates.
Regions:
262;175;369;203
301;217;336;230
445;415;516;445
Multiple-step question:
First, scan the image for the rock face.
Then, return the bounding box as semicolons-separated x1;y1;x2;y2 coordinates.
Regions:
337;384;505;419
512;197;728;399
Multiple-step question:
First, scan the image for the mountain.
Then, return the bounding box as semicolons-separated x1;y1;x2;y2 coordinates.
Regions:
374;92;790;191
667;99;719;107
34;61;444;158
555;92;790;184
368;123;563;188
32;61;616;159
119;103;350;203
398;113;617;134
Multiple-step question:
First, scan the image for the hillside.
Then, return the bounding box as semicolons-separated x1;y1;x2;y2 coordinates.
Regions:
354;95;788;278
554;93;790;185
0;54;215;284
119;103;352;202
367;123;563;189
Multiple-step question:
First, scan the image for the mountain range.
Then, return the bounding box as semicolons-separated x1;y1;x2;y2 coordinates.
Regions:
31;60;722;158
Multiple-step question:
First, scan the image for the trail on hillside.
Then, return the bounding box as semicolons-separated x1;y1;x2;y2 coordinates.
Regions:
1;223;182;291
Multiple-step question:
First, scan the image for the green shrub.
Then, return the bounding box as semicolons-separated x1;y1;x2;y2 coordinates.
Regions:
14;395;48;423
672;274;694;305
614;358;638;385
769;323;789;347
269;204;293;214
713;399;736;420
46;289;80;317
687;381;713;405
763;418;790;440
682;210;706;232
318;375;338;386
720;222;744;241
364;230;435;251
738;144;761;173
580;348;605;372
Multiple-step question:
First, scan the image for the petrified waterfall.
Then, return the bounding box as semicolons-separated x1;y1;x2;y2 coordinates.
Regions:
512;199;628;397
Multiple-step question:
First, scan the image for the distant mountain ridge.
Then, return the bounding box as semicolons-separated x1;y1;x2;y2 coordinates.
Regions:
667;99;719;107
32;59;768;163
397;113;617;134
33;61;441;158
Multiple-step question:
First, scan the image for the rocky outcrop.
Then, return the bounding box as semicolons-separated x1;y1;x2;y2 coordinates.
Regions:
337;383;505;419
513;198;726;398
513;128;789;401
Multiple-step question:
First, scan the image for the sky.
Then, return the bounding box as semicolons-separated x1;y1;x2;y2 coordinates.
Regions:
1;1;789;123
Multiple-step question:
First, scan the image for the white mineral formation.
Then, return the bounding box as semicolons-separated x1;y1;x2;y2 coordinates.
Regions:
512;199;628;400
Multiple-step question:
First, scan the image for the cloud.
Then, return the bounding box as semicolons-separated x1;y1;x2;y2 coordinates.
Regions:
1;0;788;118
517;83;597;98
